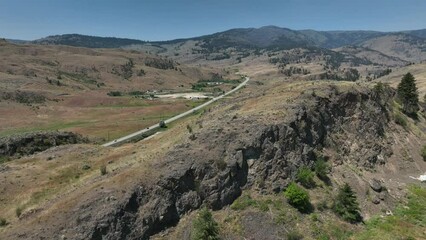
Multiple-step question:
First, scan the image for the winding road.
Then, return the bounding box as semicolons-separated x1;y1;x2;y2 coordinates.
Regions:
103;76;250;147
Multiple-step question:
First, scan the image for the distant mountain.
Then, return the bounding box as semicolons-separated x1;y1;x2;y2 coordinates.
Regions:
403;29;426;39
32;34;146;48
191;26;313;50
300;30;385;48
5;39;30;44
158;26;387;50
32;26;426;53
360;33;426;62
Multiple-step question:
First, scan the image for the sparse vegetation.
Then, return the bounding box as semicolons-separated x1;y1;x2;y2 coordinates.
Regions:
145;57;175;70
100;165;107;175
343;68;360;81
281;66;310;76
121;59;134;79
58;70;98;85
333;183;362;223
137;69;146;76
376;68;392;78
186;124;193;133
191;207;220;240
355;185;426;240
15;206;23;218
128;90;144;96
111;59;134;80
107;91;123;97
373;82;385;95
421;145;426;161
0;218;7;227
394;111;408;129
284;182;311;213
314;158;330;180
215;159;227;171
0;90;46;104
287;230;303;240
230;194;257;210
0;156;11;165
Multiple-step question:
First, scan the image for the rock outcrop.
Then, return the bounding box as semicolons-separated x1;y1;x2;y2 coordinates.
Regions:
0;131;88;157
79;85;395;239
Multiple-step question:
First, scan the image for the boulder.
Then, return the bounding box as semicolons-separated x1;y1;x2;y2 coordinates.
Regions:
369;178;382;192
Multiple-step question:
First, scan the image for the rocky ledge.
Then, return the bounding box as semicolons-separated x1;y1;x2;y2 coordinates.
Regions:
0;131;88;157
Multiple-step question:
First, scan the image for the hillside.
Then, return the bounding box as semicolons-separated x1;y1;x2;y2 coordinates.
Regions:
0;76;425;239
22;27;426;75
0;40;227;141
361;34;426;62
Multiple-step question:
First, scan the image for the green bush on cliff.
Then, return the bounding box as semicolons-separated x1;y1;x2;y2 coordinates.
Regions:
284;182;311;213
192;207;220;240
296;166;315;188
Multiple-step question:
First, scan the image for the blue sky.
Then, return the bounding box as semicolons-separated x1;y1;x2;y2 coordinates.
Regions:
1;0;426;41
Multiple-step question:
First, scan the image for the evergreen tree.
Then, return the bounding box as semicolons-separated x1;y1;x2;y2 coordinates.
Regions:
333;183;362;223
192;207;220;240
397;73;419;115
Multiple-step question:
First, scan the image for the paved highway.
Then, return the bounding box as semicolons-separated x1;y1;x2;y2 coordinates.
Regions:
102;76;250;147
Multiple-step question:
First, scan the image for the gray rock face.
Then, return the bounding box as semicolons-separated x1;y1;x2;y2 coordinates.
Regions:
81;87;394;240
0;131;88;157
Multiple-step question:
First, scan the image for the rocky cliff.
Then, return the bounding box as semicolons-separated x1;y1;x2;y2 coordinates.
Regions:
74;85;395;240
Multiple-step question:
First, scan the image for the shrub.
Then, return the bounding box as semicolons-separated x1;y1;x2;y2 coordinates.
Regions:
287;230;303;240
107;91;122;97
230;194;257;210
296;166;315;188
16;207;23;217
421;145;426;161
0;218;7;227
191;207;220;240
316;199;329;211
284;182;311;212
314;158;330;179
215;159;227;171
333;183;362;223
137;69;145;76
128;90;144;96
394;112;408;129
100;165;107;175
187;124;193;133
0;156;10;164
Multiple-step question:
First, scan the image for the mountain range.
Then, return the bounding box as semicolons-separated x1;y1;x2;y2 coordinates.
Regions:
16;25;426;51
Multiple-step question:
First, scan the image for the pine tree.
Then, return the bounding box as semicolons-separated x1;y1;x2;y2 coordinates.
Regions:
333;183;362;223
192;207;220;240
397;73;419;115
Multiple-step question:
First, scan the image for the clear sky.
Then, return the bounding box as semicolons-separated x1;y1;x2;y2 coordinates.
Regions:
1;0;426;41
